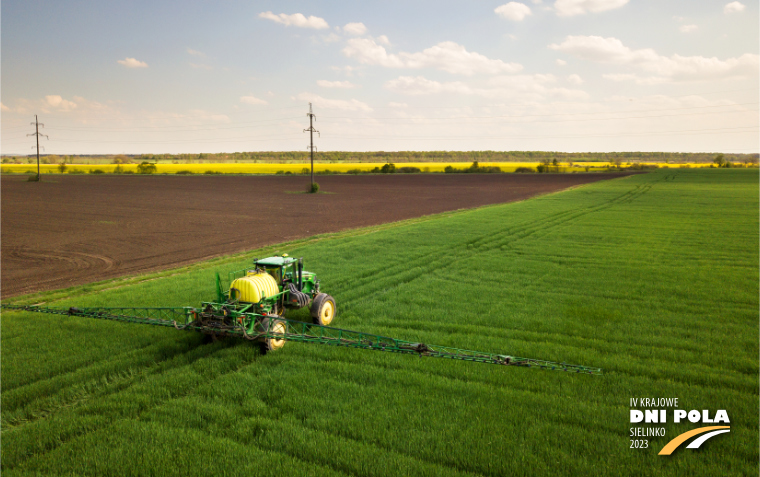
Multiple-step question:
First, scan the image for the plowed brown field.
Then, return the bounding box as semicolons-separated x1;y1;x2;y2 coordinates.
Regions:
1;172;634;297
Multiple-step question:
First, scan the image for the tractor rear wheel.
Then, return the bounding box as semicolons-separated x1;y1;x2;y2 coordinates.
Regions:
260;317;287;352
311;294;336;326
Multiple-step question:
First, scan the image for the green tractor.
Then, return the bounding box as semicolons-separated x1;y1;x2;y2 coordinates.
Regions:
210;254;336;350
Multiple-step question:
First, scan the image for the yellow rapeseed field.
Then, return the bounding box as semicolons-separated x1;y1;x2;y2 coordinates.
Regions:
0;161;717;175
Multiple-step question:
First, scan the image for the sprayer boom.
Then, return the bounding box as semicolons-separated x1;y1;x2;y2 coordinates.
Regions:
1;303;602;375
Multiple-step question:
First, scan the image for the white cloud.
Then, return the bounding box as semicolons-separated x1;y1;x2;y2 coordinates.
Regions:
385;76;472;95
532;0;543;3
258;12;329;29
388;102;408;108
556;59;567;66
71;96;110;113
187;48;205;57
550;36;654;62
602;73;637;82
486;74;588;99
376;35;390;45
490;74;556;86
331;65;356;76
554;0;628;16
724;2;745;14
343;38;405;67
189;63;213;70
8;99;30;115
45;95;77;111
343;38;522;75
679;24;698;33
1;102;10;112
343;22;367;35
295;93;372;111
495;2;532;21
549;35;759;82
240;95;268;105
117;57;148;68
402;42;522;75
185;109;231;123
188;109;231;123
317;80;357;88
384;74;588;100
321;33;342;43
567;74;584;84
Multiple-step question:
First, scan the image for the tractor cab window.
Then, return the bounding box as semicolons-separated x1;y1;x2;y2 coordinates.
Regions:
283;264;296;283
265;267;281;284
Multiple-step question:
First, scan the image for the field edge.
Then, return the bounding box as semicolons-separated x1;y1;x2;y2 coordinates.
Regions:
3;174;639;306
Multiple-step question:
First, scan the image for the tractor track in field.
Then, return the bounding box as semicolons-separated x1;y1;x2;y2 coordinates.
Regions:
1;336;222;431
335;174;660;306
3;343;258;471
1;172;636;298
223;357;626;477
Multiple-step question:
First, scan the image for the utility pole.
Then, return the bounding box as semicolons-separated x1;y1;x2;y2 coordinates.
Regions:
27;115;48;181
303;103;319;188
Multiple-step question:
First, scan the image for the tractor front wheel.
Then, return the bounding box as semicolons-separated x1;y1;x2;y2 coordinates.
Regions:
260;317;287;352
311;294;336;326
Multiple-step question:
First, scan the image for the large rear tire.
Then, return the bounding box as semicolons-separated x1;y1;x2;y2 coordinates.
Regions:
310;294;336;326
260;317;287;352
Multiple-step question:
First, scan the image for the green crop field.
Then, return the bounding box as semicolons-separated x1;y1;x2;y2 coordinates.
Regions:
2;169;757;476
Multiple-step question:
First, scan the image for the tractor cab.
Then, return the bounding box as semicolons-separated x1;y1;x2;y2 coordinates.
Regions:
252;255;300;287
249;255;319;295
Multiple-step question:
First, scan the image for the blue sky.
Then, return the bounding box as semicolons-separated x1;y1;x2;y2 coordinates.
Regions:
1;0;757;154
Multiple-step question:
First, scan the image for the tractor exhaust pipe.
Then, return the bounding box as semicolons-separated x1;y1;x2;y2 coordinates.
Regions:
298;258;303;291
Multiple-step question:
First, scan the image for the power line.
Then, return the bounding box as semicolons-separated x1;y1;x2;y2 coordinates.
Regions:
2;122;756;146
362;87;760;109
28;133;303;145
26;115;48;180
2;87;754;130
8;102;750;134
319;109;759;127
304;103;320;188
322;126;758;141
2;93;757;154
8;105;306;123
320;102;759;122
40;115;302;132
3;126;752;148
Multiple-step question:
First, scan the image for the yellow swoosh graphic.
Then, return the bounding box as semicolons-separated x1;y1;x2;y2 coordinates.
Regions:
658;426;730;455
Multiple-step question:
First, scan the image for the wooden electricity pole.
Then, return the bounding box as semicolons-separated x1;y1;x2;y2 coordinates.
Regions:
27;115;48;181
303;103;319;188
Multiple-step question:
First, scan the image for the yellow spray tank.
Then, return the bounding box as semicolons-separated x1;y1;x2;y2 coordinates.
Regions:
229;272;279;303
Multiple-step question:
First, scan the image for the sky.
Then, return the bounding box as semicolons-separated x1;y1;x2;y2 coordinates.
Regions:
1;0;758;155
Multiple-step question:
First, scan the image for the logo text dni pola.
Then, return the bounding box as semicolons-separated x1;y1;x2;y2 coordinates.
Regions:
629;398;730;455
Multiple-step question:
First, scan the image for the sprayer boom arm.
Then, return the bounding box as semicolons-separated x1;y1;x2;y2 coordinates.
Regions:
1;304;602;375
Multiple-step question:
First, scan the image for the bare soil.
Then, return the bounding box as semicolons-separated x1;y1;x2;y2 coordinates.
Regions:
1;173;634;297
